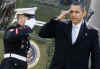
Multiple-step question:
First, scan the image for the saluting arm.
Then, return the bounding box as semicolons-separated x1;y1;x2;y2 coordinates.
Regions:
39;10;70;38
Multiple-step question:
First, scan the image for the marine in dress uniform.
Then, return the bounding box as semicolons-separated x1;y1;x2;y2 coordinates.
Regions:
0;8;37;69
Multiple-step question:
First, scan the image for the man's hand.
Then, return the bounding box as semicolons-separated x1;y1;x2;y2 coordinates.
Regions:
55;9;70;21
25;18;36;29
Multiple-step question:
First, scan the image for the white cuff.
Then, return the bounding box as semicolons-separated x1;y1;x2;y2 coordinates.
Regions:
25;18;36;29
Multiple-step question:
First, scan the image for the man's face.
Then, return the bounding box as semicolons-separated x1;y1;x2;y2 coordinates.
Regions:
17;14;26;26
69;5;85;24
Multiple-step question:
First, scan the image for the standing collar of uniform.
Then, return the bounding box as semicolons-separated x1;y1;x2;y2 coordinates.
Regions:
16;24;22;27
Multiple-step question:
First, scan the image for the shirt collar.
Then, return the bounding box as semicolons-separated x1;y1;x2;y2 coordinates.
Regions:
72;19;83;29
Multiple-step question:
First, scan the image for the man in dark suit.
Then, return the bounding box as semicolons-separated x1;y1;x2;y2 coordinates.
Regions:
39;2;100;69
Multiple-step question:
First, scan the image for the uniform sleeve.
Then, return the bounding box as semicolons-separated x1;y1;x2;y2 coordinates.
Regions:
91;30;100;69
4;26;33;40
39;17;59;38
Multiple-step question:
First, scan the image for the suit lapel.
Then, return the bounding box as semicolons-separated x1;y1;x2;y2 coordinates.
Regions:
64;21;88;45
74;23;88;45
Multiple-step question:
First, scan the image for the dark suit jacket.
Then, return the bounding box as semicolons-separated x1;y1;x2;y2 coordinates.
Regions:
39;18;100;69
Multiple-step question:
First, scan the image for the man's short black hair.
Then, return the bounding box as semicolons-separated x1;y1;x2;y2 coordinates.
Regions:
70;1;85;11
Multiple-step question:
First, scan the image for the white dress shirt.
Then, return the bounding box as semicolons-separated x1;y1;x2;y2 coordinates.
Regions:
72;21;83;44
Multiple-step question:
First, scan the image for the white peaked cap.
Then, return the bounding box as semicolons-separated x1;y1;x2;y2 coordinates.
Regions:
15;7;38;15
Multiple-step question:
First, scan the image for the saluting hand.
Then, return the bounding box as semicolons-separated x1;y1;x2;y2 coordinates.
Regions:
55;9;70;21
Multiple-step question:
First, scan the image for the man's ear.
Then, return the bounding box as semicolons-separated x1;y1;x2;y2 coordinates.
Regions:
83;10;87;17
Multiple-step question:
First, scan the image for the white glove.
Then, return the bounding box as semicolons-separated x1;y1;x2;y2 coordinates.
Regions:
25;18;36;29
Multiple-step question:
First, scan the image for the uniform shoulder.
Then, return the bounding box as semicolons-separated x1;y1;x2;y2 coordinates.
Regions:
5;25;16;32
7;25;16;29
